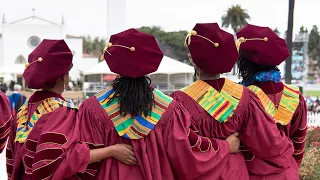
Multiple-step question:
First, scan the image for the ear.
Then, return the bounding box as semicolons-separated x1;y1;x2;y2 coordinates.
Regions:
188;54;196;67
192;62;200;74
62;74;68;81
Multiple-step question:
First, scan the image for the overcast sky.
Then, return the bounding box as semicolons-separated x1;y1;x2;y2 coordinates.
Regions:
0;0;315;38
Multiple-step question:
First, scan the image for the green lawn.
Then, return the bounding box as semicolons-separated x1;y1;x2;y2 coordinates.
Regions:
306;91;320;97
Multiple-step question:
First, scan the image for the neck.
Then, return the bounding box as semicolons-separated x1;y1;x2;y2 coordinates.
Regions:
198;74;220;80
203;78;225;91
254;82;283;94
43;86;63;96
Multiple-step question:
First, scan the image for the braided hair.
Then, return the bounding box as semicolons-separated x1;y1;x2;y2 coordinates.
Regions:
108;76;154;117
237;51;279;83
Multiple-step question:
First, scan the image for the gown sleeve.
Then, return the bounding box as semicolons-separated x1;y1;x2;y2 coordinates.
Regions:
31;107;90;180
0;92;12;152
290;95;307;167
165;102;231;180
6;117;16;180
241;91;294;172
74;100;105;180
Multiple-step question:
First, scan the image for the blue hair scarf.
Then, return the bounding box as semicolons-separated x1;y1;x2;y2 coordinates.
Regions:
239;69;281;86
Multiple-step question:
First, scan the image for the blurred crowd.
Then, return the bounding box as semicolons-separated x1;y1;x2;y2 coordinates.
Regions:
66;98;85;107
1;81;85;110
1;82;26;115
305;96;320;113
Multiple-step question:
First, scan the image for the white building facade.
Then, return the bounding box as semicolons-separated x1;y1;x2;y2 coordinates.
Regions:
0;13;98;82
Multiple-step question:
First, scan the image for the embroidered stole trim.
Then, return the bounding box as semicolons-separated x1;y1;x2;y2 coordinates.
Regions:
15;97;78;143
95;87;173;139
248;86;277;117
180;79;243;122
248;84;300;125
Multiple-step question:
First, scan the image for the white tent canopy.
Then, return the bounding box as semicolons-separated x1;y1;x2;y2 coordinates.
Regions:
0;64;25;75
83;56;193;75
69;67;81;81
83;61;114;75
151;56;194;75
221;74;241;83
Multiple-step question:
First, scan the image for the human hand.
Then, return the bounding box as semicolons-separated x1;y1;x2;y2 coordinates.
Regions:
226;132;240;153
110;144;137;165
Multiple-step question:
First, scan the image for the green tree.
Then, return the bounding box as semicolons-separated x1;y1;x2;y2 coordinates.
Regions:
138;26;165;37
299;26;304;34
308;25;320;61
221;5;250;33
299;26;308;34
82;36;106;61
273;28;280;36
285;0;295;84
138;26;189;62
162;31;189;61
221;4;250;75
283;30;287;39
92;37;106;57
82;35;93;54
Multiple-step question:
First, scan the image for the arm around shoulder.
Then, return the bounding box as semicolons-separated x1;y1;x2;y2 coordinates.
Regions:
290;94;308;167
165;101;231;180
31;107;91;179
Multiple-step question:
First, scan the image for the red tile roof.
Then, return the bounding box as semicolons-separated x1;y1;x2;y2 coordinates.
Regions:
66;34;82;39
82;53;99;58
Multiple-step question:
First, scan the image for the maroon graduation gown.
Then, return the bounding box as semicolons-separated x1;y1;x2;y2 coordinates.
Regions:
0;91;11;153
171;78;298;180
77;88;249;180
6;91;90;180
252;82;307;167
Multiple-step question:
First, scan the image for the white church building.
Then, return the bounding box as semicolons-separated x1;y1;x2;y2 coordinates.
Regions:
0;11;99;85
0;0;128;87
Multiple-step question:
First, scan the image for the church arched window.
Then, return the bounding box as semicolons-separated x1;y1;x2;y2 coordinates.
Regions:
28;36;41;49
15;55;26;64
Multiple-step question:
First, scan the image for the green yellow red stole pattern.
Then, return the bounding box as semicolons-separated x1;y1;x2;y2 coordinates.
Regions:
15;97;78;143
95;87;173;139
180;79;243;123
248;84;300;125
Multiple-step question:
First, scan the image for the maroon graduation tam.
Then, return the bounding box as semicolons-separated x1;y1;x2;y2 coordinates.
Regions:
23;39;73;89
236;24;290;66
186;23;238;74
103;28;164;78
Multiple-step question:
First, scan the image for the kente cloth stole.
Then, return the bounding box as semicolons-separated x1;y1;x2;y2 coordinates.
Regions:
95;87;173;139
248;84;300;125
15;97;78;143
180;79;243;123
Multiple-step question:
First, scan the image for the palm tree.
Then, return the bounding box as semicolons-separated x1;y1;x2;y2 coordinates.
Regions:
273;28;280;36
221;5;250;33
221;5;250;75
285;0;295;84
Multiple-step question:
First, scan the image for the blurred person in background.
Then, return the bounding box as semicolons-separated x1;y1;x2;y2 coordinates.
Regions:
0;82;8;93
8;84;27;116
6;81;16;96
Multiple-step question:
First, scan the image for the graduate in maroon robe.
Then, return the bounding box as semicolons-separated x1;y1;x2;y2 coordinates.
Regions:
236;24;307;167
0;90;11;153
6;39;136;180
171;23;298;180
77;28;249;180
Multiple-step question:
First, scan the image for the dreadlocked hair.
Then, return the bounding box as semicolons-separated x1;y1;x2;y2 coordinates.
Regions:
237;51;279;83
107;76;154;117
